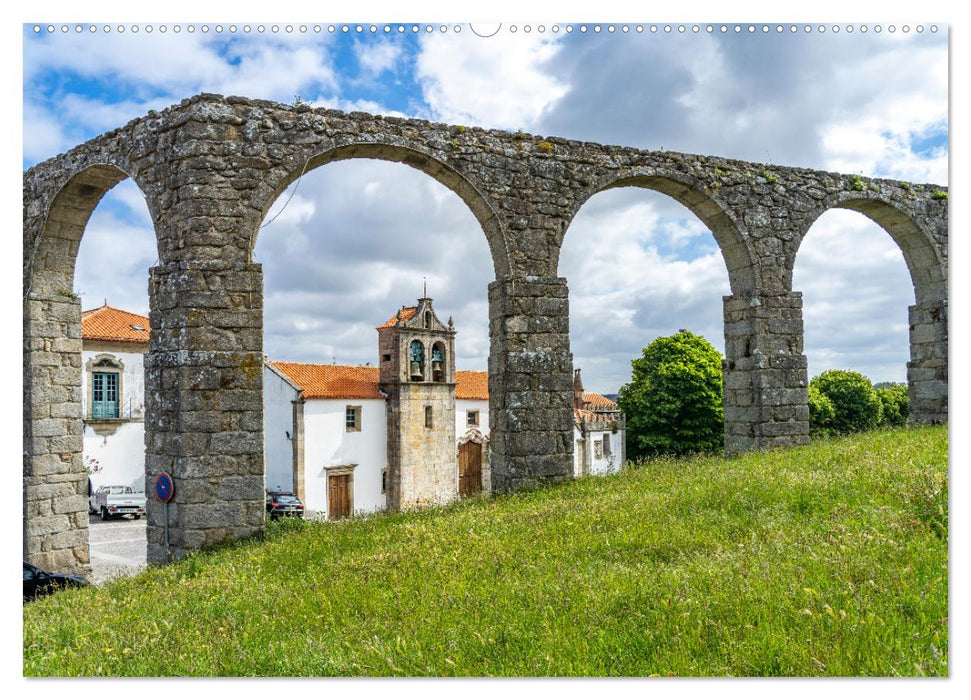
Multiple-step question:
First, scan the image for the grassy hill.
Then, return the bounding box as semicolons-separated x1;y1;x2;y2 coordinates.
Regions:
23;426;948;677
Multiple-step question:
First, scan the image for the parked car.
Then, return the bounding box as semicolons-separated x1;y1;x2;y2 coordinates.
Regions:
89;485;147;520
266;491;305;520
23;561;88;601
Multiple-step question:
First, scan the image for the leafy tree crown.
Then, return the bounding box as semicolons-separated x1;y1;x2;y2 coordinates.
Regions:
618;330;723;458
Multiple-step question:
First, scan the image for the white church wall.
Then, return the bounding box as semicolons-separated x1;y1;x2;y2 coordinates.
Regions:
455;399;490;441
263;365;299;493
302;398;388;517
83;422;146;493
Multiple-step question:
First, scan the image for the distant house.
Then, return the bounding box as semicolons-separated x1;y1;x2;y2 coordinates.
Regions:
572;369;626;477
81;304;150;493
81;297;626;519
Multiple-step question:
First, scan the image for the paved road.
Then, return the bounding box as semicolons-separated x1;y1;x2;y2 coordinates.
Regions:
88;514;147;584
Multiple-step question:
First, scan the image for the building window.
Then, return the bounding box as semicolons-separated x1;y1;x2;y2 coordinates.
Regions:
382;354;391;363
602;434;611;456
424;310;431;328
467;410;479;427
92;371;119;419
425;405;433;429
86;355;124;420
345;405;361;432
382;469;387;494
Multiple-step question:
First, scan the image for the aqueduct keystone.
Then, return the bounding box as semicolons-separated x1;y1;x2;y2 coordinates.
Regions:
24;93;948;572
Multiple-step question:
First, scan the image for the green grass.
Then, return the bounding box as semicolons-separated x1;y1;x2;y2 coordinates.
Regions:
23;426;947;677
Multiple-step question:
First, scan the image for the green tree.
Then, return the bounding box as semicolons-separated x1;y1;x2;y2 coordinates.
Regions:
618;330;723;458
807;384;836;436
810;370;882;434
876;383;909;427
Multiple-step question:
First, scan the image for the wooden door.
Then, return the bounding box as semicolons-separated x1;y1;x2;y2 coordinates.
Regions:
458;442;482;497
328;474;351;520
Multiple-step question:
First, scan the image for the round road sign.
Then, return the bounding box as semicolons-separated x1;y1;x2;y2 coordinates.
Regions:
155;472;175;503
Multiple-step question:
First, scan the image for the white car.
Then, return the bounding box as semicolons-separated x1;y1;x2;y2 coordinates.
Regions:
89;485;147;521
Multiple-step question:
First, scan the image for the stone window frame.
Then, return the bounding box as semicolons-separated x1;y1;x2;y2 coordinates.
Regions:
594;439;603;460
425;404;434;429
467;409;479;427
345;405;362;432
602;433;611;457
85;354;125;420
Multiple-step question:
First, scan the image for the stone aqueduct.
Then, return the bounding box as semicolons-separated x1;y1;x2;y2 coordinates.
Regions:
24;94;948;572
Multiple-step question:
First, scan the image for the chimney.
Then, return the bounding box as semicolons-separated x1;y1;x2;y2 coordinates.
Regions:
573;368;584;410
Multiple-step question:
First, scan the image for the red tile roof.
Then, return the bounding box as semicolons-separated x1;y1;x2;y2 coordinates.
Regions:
270;362;490;401
81;305;150;344
270;362;384;400
575;392;621;426
456;370;489;400
583;392;617;408
377;306;418;329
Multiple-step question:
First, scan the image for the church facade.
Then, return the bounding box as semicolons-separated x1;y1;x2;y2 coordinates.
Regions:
81;298;626;520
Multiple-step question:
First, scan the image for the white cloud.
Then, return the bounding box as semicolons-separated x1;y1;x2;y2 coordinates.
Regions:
253;159;493;372
22;99;73;163
74;191;158;317
560;189;731;393
416;32;569;129
354;38;404;76
23;32;339;167
309;95;409;119
793;209;914;383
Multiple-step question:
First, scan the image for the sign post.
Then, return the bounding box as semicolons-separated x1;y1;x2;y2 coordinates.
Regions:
154;472;175;564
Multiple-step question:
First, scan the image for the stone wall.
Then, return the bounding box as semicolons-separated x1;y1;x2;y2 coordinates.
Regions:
23;93;948;572
144;260;265;563
488;277;574;490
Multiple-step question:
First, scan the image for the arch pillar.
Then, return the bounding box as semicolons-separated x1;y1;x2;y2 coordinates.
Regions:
907;300;947;423
488;276;574;490
723;291;810;455
144;260;265;563
23;291;89;574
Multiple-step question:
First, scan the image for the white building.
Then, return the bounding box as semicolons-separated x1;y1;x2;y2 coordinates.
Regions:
263;359;492;518
572;369;626;477
80;304;150;494
82;299;626;520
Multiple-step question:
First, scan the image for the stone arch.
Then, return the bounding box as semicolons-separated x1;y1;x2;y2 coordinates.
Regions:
791;193;946;305
559;169;760;295
791;192;948;425
246;141;511;279
26;163;159;298
24;163;159;573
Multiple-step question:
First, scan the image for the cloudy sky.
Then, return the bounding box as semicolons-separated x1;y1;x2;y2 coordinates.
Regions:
22;19;948;394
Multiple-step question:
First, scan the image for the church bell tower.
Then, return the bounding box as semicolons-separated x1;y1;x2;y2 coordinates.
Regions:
377;295;457;511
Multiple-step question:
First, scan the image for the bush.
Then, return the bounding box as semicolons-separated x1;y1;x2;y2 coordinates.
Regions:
618;330;723;458
807;384;836;436
810;370;882;434
876;383;910;427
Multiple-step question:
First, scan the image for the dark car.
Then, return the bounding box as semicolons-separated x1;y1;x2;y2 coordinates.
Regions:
23;561;88;602
266;492;305;520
